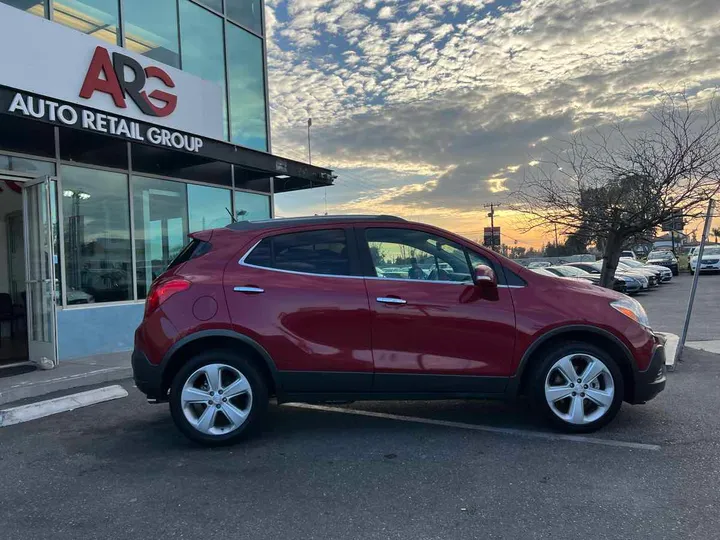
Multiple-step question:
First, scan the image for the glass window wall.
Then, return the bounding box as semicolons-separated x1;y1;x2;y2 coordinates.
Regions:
226;0;262;35
179;0;228;139
133;176;188;298
123;0;180;67
194;0;221;13
0;154;55;176
53;0;119;45
234;191;270;222
226;22;267;151
188;184;232;232
1;0;46;17
61;165;132;304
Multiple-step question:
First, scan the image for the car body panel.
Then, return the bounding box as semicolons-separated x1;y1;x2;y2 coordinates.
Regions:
364;278;517;378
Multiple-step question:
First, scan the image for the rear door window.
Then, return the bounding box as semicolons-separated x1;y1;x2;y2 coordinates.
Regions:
244;229;351;276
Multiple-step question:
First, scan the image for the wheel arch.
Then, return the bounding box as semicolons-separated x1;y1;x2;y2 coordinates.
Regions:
160;330;281;398
508;325;636;402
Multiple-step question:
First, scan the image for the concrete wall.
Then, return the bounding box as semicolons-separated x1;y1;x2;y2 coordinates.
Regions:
57;303;143;360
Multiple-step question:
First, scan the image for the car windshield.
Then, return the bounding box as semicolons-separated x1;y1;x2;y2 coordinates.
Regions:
648;251;672;260
701;246;720;256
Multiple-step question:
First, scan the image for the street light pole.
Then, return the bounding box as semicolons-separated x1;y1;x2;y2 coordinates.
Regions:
307;117;312;164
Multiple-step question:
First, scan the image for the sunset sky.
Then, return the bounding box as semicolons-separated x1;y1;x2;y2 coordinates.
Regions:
267;0;720;248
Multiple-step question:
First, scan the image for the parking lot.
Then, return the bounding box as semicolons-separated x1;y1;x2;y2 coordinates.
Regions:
2;345;720;540
637;273;719;341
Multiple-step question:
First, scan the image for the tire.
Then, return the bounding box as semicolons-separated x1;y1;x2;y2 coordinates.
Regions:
530;341;624;433
169;350;269;446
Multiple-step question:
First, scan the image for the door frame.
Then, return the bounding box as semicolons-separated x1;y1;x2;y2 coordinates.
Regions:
22;175;58;369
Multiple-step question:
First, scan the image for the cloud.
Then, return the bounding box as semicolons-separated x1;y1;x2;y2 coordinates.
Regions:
377;6;393;19
269;0;720;242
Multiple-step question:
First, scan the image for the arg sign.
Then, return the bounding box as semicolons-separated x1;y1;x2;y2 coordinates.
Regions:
80;47;177;118
5;90;204;153
0;2;223;139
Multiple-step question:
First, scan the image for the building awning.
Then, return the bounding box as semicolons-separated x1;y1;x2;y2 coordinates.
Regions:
0;85;335;193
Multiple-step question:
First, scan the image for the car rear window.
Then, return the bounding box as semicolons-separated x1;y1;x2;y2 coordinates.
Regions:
244;229;351;276
167;239;212;270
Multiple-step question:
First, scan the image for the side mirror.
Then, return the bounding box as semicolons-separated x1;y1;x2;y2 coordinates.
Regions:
473;264;497;287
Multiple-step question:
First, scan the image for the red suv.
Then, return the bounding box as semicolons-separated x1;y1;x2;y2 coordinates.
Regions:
132;216;666;445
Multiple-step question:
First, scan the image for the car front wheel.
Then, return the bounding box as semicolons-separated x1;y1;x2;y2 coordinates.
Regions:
532;342;624;433
169;350;268;446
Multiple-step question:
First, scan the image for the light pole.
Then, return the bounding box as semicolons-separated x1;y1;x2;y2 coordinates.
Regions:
307;117;312;164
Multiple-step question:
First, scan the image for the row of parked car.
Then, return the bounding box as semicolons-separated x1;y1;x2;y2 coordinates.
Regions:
527;253;678;295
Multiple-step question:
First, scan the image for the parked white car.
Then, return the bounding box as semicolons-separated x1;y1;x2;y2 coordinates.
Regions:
620;250;636;260
690;246;720;274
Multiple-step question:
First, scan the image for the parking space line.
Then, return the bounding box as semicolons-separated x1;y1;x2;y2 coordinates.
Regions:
286;403;661;451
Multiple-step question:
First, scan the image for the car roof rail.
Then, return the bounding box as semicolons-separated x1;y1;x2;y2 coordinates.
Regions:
226;214;406;231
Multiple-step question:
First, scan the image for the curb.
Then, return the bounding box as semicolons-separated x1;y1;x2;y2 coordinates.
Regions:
656;332;679;372
0;385;129;427
0;366;132;407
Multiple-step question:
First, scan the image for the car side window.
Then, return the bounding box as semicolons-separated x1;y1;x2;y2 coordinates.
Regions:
244;229;351;276
467;250;493;270
365;228;475;282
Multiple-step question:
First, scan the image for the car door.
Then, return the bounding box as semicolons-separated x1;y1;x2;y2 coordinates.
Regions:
358;225;517;394
224;227;373;393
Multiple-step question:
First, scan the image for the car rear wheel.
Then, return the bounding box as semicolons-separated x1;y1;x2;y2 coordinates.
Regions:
169;350;268;446
531;342;624;433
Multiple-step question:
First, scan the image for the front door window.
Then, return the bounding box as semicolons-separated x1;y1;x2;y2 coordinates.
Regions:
366;228;490;282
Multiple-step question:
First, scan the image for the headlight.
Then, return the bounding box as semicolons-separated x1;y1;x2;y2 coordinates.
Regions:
611;297;650;328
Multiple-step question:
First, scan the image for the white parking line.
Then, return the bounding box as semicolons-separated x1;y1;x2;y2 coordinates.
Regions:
0;385;128;427
286;403;661;451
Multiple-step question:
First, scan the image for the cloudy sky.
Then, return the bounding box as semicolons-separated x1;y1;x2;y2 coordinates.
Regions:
268;0;720;247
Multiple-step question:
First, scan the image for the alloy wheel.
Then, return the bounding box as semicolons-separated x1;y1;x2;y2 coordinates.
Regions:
180;363;253;436
544;353;615;425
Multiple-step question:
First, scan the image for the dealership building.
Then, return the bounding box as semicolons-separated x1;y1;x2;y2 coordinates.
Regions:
0;1;332;369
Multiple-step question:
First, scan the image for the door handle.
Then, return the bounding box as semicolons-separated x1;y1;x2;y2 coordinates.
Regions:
376;297;407;305
234;286;265;294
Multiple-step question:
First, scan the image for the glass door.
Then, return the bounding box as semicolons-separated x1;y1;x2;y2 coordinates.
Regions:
23;176;57;369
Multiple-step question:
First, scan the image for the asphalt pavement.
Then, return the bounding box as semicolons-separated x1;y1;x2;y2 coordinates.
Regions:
637;273;720;341
1;348;720;540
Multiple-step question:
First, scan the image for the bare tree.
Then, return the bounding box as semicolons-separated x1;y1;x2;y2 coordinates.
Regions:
514;93;720;287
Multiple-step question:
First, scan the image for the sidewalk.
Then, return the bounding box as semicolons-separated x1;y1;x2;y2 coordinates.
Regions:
0;353;131;406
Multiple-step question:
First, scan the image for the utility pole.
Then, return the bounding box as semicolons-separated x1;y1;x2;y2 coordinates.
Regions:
554;223;559;251
483;203;501;251
307;117;312;164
